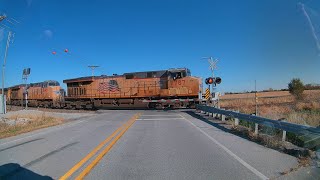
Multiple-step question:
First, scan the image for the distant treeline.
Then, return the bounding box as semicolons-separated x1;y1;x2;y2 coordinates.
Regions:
305;84;320;90
225;89;287;95
225;84;320;94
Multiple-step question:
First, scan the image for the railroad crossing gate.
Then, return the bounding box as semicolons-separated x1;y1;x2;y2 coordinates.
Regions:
205;88;210;100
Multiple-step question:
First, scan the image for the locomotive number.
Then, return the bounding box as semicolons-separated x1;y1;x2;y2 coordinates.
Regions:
171;80;185;86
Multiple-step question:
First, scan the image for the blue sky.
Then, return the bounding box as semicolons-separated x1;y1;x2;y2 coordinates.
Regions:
0;0;319;92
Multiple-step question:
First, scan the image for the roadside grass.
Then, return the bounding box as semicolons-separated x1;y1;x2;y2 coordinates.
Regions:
220;90;320;127
0;112;64;139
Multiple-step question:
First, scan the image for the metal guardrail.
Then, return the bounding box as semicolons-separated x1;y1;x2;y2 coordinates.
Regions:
196;105;320;148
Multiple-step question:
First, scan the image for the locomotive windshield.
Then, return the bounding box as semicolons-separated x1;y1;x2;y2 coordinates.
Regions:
168;68;190;80
186;69;191;76
48;81;60;86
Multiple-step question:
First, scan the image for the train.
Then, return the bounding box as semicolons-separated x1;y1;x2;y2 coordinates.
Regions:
4;68;202;109
5;80;64;108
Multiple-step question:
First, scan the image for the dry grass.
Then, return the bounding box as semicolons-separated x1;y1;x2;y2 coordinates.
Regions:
220;90;320;127
221;90;291;99
0;112;64;139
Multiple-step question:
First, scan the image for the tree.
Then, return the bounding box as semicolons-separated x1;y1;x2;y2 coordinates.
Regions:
288;78;304;99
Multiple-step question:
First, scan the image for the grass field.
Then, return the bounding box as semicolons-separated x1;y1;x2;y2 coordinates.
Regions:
0;113;64;139
219;90;320;127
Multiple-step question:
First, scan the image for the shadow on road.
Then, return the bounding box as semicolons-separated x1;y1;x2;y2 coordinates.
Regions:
0;163;53;180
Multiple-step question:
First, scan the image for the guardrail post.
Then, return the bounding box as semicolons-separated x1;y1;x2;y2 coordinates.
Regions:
232;110;239;126
254;123;259;135
316;149;320;167
282;130;286;141
221;114;226;122
280;119;287;141
234;118;239;126
218;113;221;120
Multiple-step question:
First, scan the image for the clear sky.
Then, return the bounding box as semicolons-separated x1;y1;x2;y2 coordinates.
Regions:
0;0;319;92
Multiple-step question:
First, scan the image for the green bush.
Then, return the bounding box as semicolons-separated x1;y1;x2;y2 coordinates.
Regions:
288;78;304;100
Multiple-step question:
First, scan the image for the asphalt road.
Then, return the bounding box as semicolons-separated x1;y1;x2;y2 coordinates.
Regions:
0;110;317;179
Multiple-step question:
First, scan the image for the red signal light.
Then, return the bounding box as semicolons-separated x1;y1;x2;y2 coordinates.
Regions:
205;77;214;84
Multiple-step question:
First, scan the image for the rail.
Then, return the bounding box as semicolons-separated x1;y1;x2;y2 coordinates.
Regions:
196;105;320;148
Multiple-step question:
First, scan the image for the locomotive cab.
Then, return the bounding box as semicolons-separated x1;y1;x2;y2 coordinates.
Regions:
167;68;200;99
168;68;191;80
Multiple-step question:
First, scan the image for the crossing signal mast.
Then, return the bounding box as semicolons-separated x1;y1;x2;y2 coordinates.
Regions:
202;57;222;106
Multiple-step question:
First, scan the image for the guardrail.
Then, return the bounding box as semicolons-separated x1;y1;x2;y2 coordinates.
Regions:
196;105;320;148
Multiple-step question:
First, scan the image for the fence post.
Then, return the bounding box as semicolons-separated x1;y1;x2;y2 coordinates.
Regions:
254;123;259;135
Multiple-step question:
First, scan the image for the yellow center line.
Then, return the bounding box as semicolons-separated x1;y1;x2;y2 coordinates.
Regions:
59;113;139;180
75;113;141;180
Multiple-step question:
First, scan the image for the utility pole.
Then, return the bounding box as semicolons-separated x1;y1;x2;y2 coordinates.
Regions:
88;65;99;100
1;31;12;114
0;14;18;113
88;65;99;78
0;15;6;22
255;80;258;116
0;15;7;114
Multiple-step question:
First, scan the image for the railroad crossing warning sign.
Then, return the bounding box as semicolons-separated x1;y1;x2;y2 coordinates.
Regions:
205;88;210;100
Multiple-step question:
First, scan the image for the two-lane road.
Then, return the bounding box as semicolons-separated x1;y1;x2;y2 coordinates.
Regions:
0;110;309;179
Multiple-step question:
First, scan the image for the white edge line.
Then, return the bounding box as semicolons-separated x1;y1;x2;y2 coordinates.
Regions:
178;114;269;180
0;120;86;147
137;118;184;121
141;115;182;116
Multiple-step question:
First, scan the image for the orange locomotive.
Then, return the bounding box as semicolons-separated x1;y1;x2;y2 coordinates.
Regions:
63;68;201;109
6;80;63;108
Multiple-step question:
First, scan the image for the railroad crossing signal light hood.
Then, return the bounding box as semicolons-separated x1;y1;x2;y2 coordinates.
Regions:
205;77;222;85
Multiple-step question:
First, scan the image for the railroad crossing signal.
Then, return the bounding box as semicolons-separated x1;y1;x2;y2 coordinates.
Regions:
205;88;210;100
205;77;222;85
205;77;214;85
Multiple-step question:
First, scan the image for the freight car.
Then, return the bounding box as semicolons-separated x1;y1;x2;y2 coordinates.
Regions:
63;68;201;109
6;80;64;108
